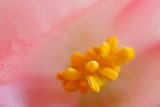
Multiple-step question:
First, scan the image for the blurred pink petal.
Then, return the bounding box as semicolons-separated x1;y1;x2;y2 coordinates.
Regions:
0;84;24;107
0;74;81;107
112;0;160;55
58;0;160;56
101;50;160;107
0;0;100;83
0;0;99;57
59;0;132;52
0;0;98;42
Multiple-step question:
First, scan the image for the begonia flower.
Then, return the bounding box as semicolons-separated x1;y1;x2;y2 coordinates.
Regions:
0;0;160;107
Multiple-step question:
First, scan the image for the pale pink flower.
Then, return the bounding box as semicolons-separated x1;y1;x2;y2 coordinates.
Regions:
0;0;160;107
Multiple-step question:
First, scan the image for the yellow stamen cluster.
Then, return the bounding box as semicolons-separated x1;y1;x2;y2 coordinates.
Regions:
57;36;135;93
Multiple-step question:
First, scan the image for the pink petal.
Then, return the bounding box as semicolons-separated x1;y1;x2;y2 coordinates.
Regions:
0;0;100;83
0;84;26;107
59;0;160;56
58;0;132;52
0;0;98;52
0;75;79;107
112;0;160;55
104;50;160;107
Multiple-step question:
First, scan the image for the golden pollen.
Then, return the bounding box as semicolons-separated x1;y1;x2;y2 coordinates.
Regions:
57;36;135;93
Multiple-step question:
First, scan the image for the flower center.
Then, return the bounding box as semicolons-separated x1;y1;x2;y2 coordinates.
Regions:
57;36;135;93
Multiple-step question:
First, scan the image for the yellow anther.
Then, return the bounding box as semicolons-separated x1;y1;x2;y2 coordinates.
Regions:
99;68;118;81
57;72;63;80
85;61;99;73
94;75;106;87
126;48;135;60
111;47;135;65
107;36;118;53
62;68;80;81
85;49;97;61
92;46;99;53
100;43;110;58
64;82;77;92
79;81;89;93
110;65;120;73
87;76;100;92
71;52;84;67
57;36;135;93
